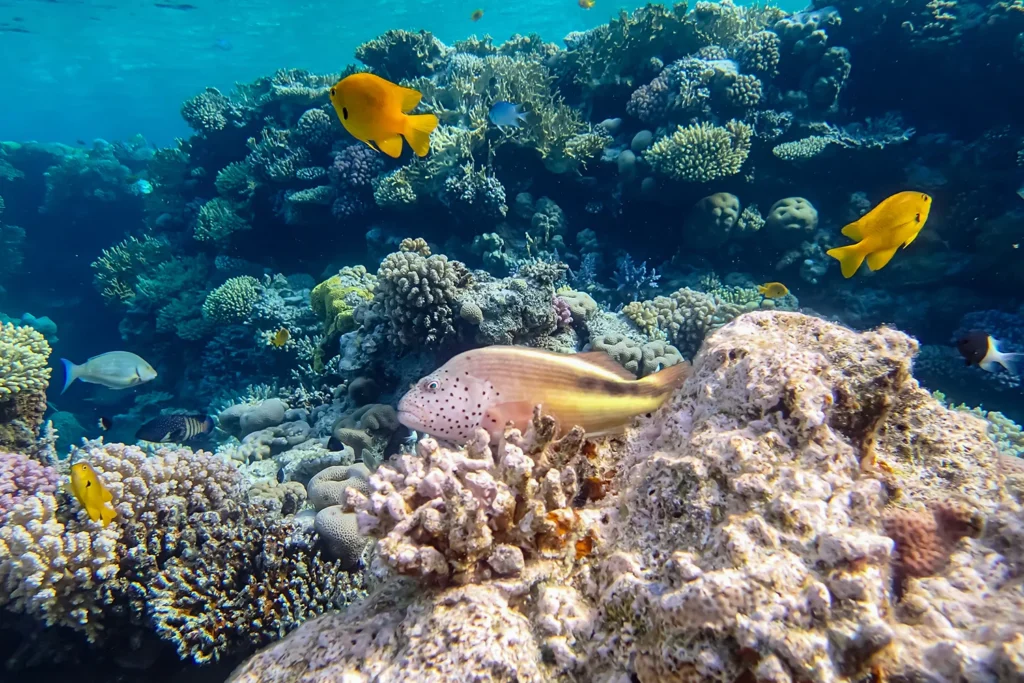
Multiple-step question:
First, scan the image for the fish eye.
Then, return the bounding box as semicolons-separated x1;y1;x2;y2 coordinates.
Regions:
427;380;439;391
330;87;336;97
342;107;349;120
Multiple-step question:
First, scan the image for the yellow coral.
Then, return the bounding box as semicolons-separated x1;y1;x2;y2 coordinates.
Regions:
646;120;753;182
0;322;52;396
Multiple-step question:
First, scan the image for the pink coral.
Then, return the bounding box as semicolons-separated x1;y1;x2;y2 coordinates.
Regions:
553;296;574;329
0;451;58;523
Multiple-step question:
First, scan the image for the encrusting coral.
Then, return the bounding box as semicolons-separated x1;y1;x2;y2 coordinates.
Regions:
231;311;1024;683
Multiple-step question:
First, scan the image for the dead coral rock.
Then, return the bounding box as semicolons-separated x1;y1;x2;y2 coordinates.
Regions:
230;311;1024;683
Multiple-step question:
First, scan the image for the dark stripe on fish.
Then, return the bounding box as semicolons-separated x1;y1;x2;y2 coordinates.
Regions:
575;376;645;396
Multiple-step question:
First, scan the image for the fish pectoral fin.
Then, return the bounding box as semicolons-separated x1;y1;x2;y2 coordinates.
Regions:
576;351;637;380
398;86;423;113
375;135;405;159
483;400;537;433
840;221;865;241
865;246;900;271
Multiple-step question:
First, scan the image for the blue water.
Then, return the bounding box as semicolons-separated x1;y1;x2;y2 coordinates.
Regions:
0;0;688;144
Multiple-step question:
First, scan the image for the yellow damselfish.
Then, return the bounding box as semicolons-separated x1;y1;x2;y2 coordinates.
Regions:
329;73;439;159
757;282;789;298
826;191;933;278
270;327;290;348
398;345;691;444
70;462;117;526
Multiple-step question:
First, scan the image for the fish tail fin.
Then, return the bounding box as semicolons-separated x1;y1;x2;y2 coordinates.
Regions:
403;113;439;157
638;361;692;401
826;245;867;279
61;359;80;394
996;352;1022;377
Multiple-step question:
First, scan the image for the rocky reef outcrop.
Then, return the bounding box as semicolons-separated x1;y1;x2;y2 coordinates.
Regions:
230;310;1024;683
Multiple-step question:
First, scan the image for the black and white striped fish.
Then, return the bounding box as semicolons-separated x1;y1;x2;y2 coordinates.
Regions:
135;414;214;443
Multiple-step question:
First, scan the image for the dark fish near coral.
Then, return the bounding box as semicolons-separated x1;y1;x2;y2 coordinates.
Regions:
398;345;690;444
470;8;484;21
135;414;214;443
956;332;1020;376
98;416;112;431
488;101;527;128
327;436;345;451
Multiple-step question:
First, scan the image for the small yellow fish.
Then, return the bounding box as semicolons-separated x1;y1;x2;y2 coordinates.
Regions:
329;73;439;159
398;346;690;443
470;8;484;21
270;328;290;348
70;462;117;526
826;191;933;278
578;0;595;8
757;282;789;298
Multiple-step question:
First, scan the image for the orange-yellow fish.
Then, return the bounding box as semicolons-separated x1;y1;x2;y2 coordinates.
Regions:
470;8;484;20
826;191;932;278
70;462;116;525
757;282;789;298
271;327;290;348
578;0;595;8
329;73;439;159
398;346;690;443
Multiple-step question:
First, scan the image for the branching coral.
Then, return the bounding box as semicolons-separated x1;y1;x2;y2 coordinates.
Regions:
0;323;53;452
194;197;252;242
645;120;752;182
355;29;450;79
91;235;173;305
202;276;262;324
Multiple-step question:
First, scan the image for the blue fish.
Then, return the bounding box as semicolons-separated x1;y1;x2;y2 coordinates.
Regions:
489;101;527;128
131;179;153;196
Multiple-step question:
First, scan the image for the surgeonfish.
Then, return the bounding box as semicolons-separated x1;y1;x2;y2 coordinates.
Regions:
70;462;117;525
757;282;789;298
826;191;932;278
135;414;215;443
61;351;157;394
397;345;691;444
956;331;1021;376
488;101;528;129
329;73;439;158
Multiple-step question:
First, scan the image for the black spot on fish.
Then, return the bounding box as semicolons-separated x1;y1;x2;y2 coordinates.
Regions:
342;107;349;120
914;212;921;223
956;331;990;367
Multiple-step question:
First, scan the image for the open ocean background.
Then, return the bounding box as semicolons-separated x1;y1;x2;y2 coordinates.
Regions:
0;0;803;145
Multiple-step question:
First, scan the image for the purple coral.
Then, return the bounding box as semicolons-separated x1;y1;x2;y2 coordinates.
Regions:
332;194;370;219
330;144;385;190
553;296;574;329
0;452;58;522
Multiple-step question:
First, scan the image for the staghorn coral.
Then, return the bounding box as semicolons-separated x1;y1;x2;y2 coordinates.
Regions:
645;120;752;182
202;276;262;324
181;87;242;133
355;29;450;79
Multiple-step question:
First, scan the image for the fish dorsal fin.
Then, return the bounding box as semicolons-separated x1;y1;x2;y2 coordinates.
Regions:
398;86;422;113
576;351;637;380
841;220;865;241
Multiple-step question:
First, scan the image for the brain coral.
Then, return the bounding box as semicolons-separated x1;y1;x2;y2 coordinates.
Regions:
202;276;262;323
231;311;1024;683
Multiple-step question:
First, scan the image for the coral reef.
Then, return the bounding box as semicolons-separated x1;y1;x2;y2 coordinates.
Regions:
230;311;1024;682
